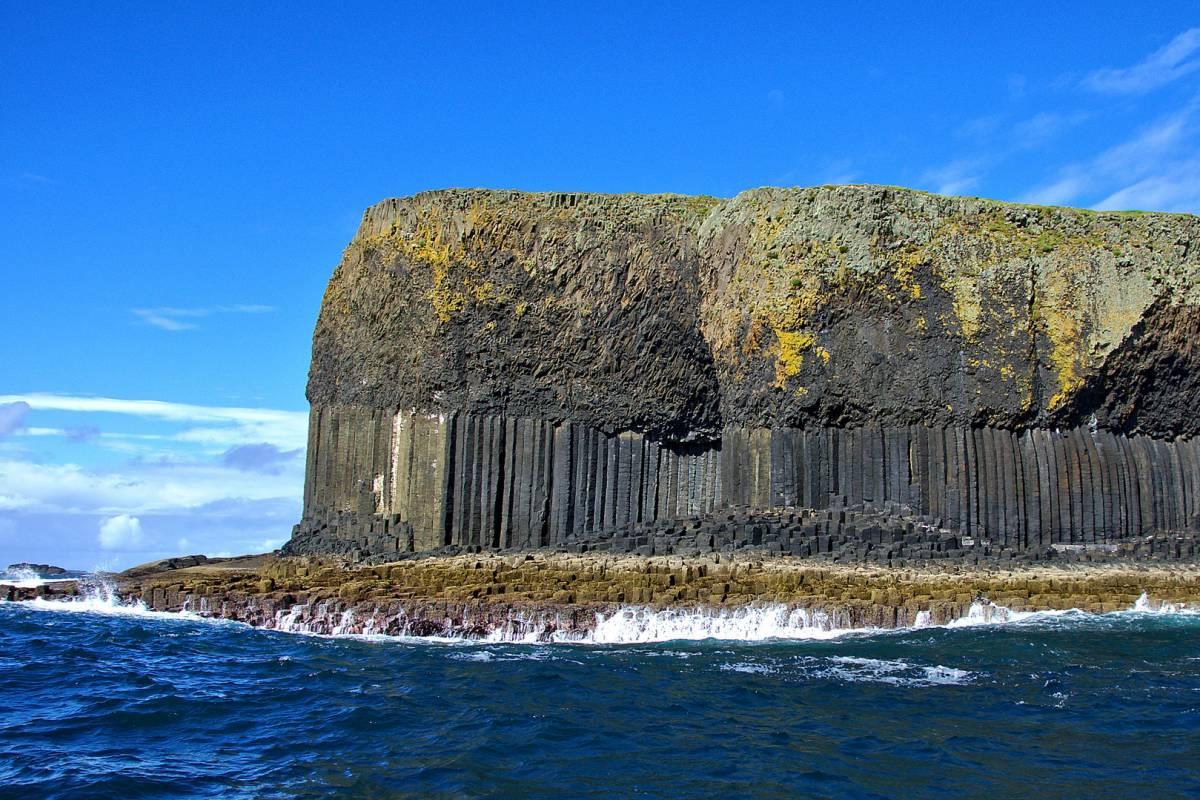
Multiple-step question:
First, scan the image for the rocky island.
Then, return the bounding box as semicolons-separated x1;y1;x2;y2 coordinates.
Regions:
16;184;1200;637
5;563;67;576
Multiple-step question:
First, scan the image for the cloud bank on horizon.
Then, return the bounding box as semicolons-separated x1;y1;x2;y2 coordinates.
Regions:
0;394;307;570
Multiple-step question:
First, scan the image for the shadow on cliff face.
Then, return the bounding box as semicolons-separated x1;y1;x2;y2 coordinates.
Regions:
306;191;725;441
1054;301;1200;438
311;186;1200;442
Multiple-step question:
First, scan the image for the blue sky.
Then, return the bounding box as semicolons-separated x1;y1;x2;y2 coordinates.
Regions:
2;2;1199;570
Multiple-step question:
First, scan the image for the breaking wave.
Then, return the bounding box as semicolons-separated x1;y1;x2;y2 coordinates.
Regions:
0;566;86;589
15;582;1198;644
20;578;203;621
586;605;867;643
719;655;975;687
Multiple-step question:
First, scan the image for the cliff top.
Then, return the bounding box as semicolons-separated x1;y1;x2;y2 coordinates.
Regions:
311;183;1200;438
359;182;1200;214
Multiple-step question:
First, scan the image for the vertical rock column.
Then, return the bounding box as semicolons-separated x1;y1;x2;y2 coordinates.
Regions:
714;423;1199;543
300;407;1200;556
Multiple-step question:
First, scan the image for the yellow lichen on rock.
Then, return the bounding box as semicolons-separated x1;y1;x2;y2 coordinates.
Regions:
313;184;1199;441
774;330;816;386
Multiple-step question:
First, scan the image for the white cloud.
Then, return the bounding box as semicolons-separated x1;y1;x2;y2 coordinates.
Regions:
1094;107;1192;177
99;514;144;550
954;114;1003;142
1083;28;1200;94
0;402;29;437
1012;111;1089;149
173;426;301;451
1;497;300;570
0;456;303;515
1094;157;1200;213
0;394;307;452
222;443;302;474
938;109;1088;199
1021;173;1089;207
131;304;275;332
818;158;858;185
1021;99;1200;212
133;310;197;331
934;31;1200;210
0;392;306;564
0;393;296;425
919;160;982;197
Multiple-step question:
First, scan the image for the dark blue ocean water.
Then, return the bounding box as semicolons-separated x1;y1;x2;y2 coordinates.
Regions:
1;601;1198;799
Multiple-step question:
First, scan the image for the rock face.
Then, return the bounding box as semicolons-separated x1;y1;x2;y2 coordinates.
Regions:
287;186;1200;561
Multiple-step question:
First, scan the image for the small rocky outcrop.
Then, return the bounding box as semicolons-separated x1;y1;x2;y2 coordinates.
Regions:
5;563;67;576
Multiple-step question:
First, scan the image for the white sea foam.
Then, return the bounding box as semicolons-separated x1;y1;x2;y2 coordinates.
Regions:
2;567;40;584
584;605;869;644
12;583;1198;644
942;601;1081;628
930;591;1199;631
718;655;975;686
719;661;776;675
444;648;564;663
826;656;973;686
19;579;201;621
250;604;871;644
1130;591;1198;615
0;567;80;590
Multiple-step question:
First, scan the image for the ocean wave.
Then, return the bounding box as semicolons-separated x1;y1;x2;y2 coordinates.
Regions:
1129;591;1199;615
942;592;1200;630
585;605;871;644
2;567;90;589
1;568;77;590
20;580;203;622
718;655;975;686
827;656;974;686
12;584;1198;645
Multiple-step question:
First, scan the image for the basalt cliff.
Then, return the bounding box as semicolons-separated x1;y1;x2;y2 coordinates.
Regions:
285;185;1200;563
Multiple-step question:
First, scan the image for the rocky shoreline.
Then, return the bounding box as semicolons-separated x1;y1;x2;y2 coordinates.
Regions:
7;551;1199;641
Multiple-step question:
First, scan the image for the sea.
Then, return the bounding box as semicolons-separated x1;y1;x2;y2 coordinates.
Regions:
1;574;1198;799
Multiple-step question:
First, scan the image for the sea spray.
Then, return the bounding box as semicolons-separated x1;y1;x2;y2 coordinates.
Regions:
15;584;1200;643
24;575;204;621
0;565;85;590
1130;590;1198;614
587;605;854;644
2;566;41;586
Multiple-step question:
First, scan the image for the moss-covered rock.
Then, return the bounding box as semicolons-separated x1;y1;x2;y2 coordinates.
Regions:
310;184;1200;437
